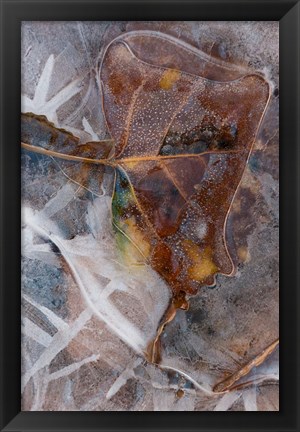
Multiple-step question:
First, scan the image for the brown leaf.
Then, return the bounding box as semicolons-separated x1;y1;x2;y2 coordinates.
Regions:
100;36;270;295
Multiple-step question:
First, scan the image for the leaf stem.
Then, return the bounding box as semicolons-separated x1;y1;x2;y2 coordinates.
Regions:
213;338;279;393
119;149;243;164
22;141;243;168
21;142;116;167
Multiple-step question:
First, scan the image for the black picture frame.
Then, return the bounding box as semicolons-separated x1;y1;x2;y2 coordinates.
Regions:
0;0;299;431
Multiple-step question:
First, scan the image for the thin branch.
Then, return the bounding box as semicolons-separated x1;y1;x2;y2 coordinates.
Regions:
213;338;279;393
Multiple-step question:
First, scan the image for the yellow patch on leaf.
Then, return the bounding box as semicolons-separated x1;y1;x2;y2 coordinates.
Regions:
123;217;151;259
159;69;181;90
183;240;219;282
115;232;144;266
123;160;140;169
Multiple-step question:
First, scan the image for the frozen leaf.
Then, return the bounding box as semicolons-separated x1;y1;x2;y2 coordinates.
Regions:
21;23;278;411
22;31;270;362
